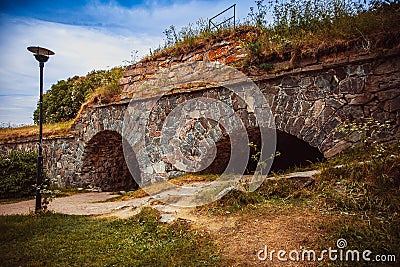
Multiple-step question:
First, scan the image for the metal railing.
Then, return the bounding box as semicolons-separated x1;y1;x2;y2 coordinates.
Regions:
209;4;236;31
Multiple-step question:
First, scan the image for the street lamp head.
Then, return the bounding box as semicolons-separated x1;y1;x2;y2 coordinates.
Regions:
27;46;55;63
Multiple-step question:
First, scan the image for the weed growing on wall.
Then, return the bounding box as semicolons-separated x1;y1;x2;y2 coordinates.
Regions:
337;117;394;178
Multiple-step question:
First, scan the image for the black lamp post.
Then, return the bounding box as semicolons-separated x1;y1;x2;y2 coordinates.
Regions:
27;46;55;212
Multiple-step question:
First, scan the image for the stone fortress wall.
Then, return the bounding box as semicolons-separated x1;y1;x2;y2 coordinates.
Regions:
1;35;399;190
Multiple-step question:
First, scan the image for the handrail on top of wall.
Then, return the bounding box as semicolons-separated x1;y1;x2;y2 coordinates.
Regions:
209;4;236;31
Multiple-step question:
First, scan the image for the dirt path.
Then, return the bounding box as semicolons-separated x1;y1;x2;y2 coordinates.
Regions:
0;192;129;216
200;206;324;266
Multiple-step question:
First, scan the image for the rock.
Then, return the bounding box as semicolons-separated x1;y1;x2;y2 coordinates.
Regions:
315;75;332;91
339;77;364;94
376;89;400;101
159;213;176;223
281;76;299;87
347;93;374;105
168;171;185;179
384;96;400;112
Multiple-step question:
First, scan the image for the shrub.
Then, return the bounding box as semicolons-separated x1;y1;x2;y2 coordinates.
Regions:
0;151;37;199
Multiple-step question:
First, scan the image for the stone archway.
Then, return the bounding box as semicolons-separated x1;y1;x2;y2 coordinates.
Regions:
201;127;325;175
81;130;139;191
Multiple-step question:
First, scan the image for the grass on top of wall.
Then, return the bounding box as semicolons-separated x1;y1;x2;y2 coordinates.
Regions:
0;120;73;144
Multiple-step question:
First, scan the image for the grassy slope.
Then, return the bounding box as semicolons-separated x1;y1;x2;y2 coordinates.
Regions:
198;143;400;266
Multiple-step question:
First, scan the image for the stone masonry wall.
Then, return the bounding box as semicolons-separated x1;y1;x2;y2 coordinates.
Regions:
72;49;400;184
0;137;78;187
119;48;400;159
257;52;400;157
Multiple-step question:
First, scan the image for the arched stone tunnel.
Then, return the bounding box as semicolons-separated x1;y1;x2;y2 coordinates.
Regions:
193;126;325;175
81;130;139;191
77;106;326;190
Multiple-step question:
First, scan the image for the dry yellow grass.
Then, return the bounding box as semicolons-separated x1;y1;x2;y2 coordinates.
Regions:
0;120;73;143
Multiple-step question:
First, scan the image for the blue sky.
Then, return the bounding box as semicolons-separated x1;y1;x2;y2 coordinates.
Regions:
0;0;255;126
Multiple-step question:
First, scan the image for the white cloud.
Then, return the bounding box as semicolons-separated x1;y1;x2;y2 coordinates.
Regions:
0;15;162;81
0;15;162;125
0;95;37;126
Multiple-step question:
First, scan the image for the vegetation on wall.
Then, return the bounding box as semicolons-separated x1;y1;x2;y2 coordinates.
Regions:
150;0;399;68
243;0;400;67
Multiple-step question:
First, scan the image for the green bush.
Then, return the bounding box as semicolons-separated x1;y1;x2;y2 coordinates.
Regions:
0;151;37;199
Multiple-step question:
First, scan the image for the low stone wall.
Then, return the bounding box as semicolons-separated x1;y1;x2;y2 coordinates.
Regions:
0;137;78;187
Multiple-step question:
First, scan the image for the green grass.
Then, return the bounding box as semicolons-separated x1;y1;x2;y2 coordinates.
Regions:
316;216;400;267
0;207;222;267
311;143;400;266
199;175;314;215
242;1;400;68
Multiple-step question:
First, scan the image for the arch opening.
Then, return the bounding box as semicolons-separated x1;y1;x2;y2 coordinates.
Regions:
271;130;325;172
81;130;139;191
201;128;325;175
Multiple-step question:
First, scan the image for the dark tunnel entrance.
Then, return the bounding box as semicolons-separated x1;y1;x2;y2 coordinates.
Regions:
270;130;325;172
201;128;325;175
81;130;139;191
